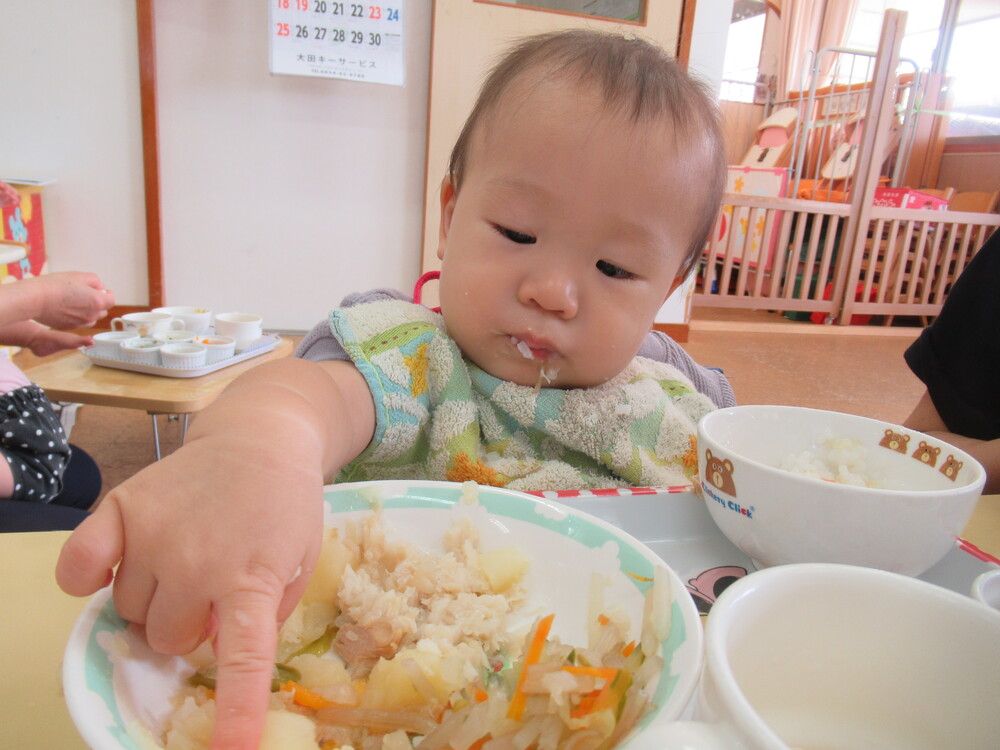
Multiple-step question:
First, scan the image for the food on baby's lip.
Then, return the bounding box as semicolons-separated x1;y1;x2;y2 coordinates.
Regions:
160;509;665;750
778;437;881;487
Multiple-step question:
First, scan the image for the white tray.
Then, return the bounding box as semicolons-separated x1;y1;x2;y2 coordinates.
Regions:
528;487;1000;614
83;334;282;378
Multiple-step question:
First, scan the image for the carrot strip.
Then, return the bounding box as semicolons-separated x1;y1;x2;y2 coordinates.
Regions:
561;666;618;682
621;641;636;657
474;688;489;703
597;613;610;626
507;613;555;720
280;680;335;711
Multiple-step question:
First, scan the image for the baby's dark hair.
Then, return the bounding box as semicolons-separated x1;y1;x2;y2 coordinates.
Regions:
447;29;726;279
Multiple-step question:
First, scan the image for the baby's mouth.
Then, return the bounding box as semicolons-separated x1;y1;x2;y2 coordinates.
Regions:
509;335;561;388
509;335;556;361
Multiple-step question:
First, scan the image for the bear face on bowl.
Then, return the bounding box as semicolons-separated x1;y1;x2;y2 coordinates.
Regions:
696;405;986;576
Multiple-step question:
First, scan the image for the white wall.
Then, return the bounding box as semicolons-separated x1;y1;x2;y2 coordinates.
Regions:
156;1;432;330
655;0;730;325
0;0;147;296
3;2;725;331
1;1;431;331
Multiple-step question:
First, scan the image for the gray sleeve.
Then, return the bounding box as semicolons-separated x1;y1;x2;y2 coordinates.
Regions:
295;288;412;362
638;330;736;409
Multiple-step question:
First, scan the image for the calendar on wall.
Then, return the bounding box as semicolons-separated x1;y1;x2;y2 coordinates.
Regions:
269;1;405;86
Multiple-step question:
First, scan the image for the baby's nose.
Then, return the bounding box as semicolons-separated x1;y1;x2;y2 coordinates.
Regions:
518;270;579;319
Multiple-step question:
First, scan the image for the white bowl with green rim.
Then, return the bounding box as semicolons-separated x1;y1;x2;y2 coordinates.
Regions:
63;480;703;750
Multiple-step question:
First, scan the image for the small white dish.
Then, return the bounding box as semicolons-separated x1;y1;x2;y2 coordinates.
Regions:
119;337;162;365
193;334;236;364
159;342;207;368
91;330;138;358
152;330;197;345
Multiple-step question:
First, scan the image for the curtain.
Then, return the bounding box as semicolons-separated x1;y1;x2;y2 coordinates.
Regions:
776;0;860;97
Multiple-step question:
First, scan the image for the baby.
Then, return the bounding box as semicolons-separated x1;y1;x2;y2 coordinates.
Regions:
58;30;728;749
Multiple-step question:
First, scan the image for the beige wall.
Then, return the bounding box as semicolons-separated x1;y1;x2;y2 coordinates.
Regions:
937;144;1000;196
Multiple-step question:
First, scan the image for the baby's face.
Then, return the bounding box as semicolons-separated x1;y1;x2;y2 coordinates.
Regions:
436;77;705;389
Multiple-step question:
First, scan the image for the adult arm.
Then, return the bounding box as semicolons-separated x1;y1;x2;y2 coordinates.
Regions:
56;356;376;750
904;390;1000;494
0;320;95;354
0;272;114;330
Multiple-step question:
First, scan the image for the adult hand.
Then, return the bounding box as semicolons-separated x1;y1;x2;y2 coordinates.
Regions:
26;326;94;356
56;434;326;749
29;272;115;329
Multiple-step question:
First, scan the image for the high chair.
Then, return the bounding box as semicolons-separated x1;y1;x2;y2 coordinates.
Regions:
740;107;797;169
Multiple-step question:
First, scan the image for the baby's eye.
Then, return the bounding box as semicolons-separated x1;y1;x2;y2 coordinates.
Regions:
495;225;536;244
596;260;635;280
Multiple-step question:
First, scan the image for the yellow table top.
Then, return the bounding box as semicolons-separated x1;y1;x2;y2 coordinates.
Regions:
25;338;293;413
2;495;997;749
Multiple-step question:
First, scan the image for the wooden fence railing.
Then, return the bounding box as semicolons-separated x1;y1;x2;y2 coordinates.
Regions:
694;193;999;325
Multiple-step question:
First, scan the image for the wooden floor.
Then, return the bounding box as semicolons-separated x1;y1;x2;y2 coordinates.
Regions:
33;313;926;502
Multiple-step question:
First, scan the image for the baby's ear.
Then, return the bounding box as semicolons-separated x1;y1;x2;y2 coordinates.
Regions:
437;175;458;261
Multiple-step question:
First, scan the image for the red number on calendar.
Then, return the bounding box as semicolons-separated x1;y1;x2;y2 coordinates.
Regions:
276;22;290;36
277;0;289;7
369;5;382;19
296;0;309;9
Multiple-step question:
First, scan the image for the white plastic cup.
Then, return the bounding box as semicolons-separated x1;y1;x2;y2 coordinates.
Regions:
631;563;1000;750
152;306;213;335
110;312;184;338
214;313;263;351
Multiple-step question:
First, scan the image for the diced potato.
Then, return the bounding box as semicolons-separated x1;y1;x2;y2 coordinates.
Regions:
303;529;355;603
164;696;214;750
288;653;356;702
478;547;530;593
259;710;317;750
277;600;337;660
364;648;465;710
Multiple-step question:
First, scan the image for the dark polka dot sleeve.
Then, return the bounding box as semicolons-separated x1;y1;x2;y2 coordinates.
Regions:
0;384;72;503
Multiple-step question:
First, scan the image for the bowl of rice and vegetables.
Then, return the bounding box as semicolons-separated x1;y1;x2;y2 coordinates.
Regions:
63;481;703;750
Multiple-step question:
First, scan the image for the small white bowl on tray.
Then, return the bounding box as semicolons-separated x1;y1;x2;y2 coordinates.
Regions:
159;342;207;368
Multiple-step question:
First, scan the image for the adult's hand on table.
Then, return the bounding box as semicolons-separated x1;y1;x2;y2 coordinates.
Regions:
56;435;326;750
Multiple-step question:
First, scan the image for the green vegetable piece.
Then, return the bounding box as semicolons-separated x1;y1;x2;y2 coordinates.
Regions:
186;662;302;693
272;662;302;691
290;625;336;658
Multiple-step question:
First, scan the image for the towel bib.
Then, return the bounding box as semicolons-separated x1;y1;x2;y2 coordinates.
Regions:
329;300;715;490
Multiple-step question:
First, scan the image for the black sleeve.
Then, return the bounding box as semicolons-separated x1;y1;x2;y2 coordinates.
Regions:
903;229;1000;440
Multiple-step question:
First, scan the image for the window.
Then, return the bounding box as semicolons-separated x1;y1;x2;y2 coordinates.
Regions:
721;0;769;103
846;0;1000;136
